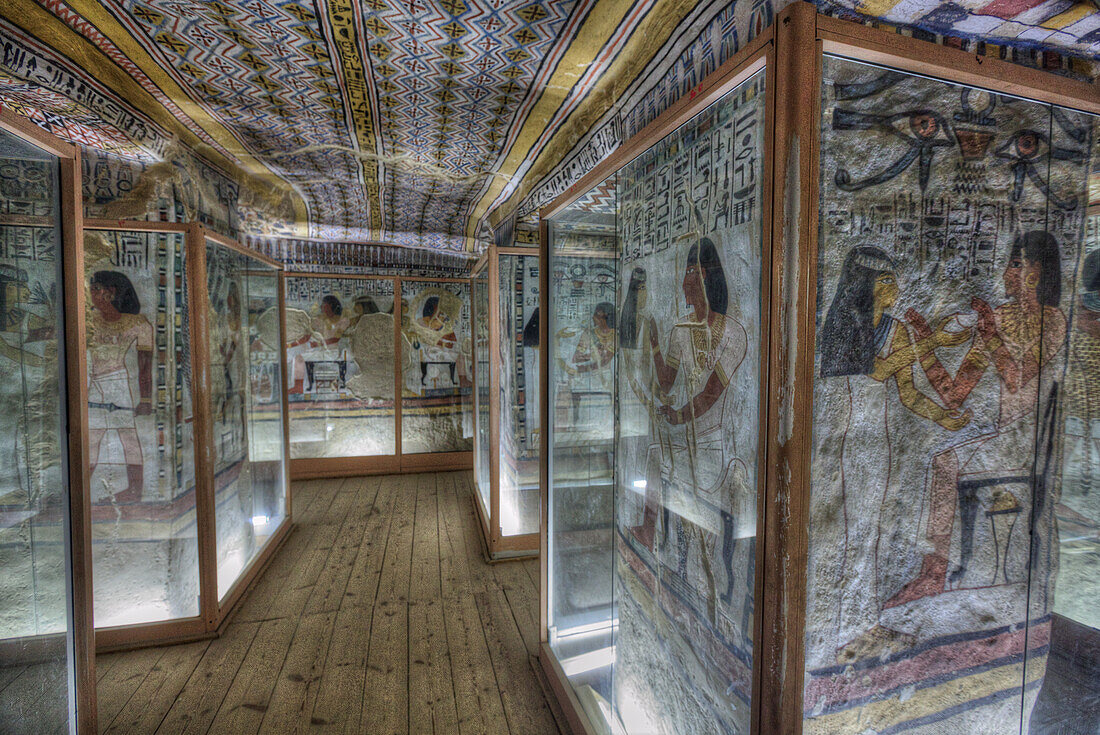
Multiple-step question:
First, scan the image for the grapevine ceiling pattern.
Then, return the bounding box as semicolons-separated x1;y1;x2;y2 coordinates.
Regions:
0;0;1098;253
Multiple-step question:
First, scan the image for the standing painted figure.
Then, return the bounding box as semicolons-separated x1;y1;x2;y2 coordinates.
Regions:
87;270;152;503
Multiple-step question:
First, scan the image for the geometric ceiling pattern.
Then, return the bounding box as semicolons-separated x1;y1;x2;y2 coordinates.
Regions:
1;0;1098;254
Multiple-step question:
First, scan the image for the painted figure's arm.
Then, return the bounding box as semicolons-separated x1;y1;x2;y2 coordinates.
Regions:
647;318;678;391
662;322;745;425
892;359;971;431
661;370;726;425
571;333;599;373
904;309;974;409
970;301;1063;395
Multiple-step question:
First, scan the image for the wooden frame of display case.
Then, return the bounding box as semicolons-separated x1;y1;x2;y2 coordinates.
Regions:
286;273;475;480
0;106;98;734
82;220;293;653
470;243;541;560
538;23;773;735
538;3;1100;734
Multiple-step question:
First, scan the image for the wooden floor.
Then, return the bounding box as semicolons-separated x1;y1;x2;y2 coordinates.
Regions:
95;471;562;735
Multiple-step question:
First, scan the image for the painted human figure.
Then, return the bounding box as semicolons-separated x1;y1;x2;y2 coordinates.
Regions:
558;303;615;423
818;246;972;660
630;239;750;621
88;270;152;503
312;294;350;347
414;296;458;385
215;280;250;459
570;302;616;373
887;231;1067;607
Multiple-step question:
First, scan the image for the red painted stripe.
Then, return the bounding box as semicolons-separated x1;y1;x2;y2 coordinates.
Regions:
978;0;1049;19
805;623;1051;709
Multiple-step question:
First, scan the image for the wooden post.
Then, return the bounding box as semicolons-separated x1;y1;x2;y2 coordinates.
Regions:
488;245;502;550
187;225;219;631
759;4;820;733
61;144;97;735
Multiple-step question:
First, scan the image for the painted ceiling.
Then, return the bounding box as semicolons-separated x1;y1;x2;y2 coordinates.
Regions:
0;0;1098;254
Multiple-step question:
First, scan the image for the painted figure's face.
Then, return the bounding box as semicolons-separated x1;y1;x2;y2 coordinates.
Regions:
873;272;899;312
683;258;706;312
90;282;114;314
636;282;648;310
321;301;335;318
1004;254;1041;300
594;309;608;329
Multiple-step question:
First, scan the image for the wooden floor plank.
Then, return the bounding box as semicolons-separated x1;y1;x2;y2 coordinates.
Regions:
304;476;382;616
256;610;337;734
409;472;459;734
360;474;416;735
308;475;399;734
438;471;512;735
96;646;167;731
155;621;261;735
102;639;210;735
94;471;561;735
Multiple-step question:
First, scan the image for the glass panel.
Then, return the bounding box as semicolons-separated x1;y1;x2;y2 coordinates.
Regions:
399;279;473;454
612;68;766;735
498;253;540;537
85;229;199;627
546;173;619;726
475;269;491;514
207;242;287;601
806;55;1096;734
0;128;75;732
1027;114;1100;734
285;276;396;459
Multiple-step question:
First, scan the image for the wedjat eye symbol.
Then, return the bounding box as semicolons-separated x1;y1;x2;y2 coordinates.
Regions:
832;108;952;193
994;129;1084;209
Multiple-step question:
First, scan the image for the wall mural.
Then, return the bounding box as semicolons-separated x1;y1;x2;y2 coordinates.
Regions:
205;243;286;599
805;54;1095;734
400;280;473;454
612;70;765;735
83;228;201;626
505;1;1097;242
285;276;396;459
498;253;540;536
0;153;67;640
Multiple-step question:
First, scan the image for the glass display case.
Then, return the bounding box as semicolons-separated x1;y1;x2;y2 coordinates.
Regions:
470;245;541;558
83;224;201;638
544;60;767;733
204;233;289;605
539;6;1100;734
285;274;398;474
82;221;291;652
283;274;474;478
400;278;473;459
474;267;491;517
0;109;95;733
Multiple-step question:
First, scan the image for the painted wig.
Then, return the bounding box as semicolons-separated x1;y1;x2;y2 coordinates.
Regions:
1010;230;1061;307
620;267;646;349
687;237;728;316
819;246;896;377
91;270;141;315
